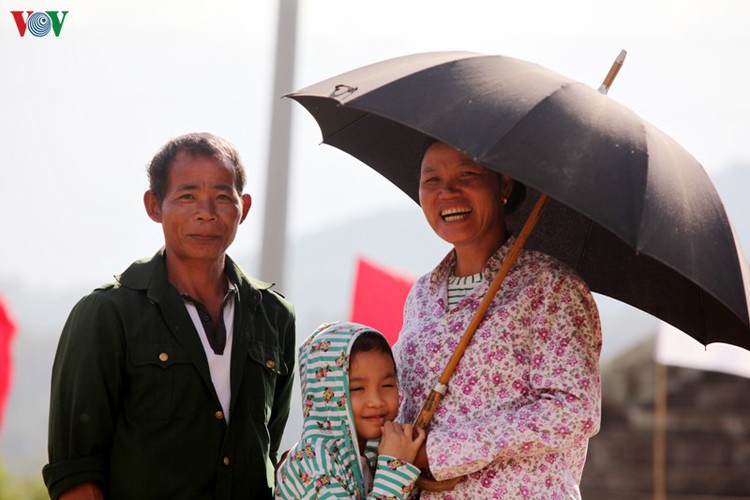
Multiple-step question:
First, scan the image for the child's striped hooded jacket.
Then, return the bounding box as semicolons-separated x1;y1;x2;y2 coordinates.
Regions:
275;321;419;499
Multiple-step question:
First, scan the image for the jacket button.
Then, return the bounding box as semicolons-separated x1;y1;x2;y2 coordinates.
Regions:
159;353;169;362
215;411;224;420
265;359;276;369
223;457;230;466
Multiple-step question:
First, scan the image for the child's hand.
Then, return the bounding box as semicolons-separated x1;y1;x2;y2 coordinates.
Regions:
377;422;426;465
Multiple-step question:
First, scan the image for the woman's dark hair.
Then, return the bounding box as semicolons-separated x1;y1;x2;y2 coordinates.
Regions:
350;330;396;371
420;138;527;214
503;175;526;214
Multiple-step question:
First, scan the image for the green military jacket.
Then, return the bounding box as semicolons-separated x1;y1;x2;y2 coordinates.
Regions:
43;249;295;499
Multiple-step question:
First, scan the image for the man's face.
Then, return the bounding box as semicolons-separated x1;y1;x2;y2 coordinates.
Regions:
145;151;251;266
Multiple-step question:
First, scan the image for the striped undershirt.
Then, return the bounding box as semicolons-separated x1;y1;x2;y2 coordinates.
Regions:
447;272;484;309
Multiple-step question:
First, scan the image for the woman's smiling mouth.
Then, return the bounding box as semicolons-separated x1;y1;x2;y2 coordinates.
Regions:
441;206;472;222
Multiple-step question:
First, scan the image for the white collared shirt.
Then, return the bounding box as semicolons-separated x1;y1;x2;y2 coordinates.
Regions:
183;282;236;422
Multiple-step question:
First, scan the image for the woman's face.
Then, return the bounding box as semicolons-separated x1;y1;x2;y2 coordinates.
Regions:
419;142;512;252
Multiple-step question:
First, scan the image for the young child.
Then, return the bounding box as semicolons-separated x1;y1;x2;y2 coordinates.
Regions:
275;321;425;499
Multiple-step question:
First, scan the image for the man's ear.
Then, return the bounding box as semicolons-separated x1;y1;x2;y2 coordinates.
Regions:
240;193;252;223
144;191;162;223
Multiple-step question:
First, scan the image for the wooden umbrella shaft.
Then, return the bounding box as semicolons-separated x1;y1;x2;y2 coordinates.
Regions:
413;192;549;430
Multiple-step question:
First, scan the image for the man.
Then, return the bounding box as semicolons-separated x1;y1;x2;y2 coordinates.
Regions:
43;133;296;499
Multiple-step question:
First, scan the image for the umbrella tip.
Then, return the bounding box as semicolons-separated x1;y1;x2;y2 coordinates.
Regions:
598;49;627;95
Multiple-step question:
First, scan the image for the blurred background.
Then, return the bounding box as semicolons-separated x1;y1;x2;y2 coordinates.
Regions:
1;1;749;497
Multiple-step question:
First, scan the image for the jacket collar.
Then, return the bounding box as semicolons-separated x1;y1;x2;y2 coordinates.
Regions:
115;247;272;305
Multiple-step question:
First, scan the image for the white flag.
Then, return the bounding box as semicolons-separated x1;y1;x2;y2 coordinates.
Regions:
654;322;750;379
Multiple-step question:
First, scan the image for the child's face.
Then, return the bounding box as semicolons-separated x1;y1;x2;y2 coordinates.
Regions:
348;349;399;449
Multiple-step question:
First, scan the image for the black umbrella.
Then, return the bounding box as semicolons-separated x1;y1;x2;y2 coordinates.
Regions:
287;51;750;351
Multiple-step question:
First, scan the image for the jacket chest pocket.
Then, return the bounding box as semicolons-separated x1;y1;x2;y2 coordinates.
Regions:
246;342;288;422
126;343;201;422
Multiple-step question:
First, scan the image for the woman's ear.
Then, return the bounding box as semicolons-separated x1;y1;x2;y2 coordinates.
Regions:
500;175;514;200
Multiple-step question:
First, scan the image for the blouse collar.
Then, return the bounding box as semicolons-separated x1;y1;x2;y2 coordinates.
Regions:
429;235;517;297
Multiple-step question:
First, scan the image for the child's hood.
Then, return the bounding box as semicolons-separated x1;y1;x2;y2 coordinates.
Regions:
278;322;420;498
297;321;378;452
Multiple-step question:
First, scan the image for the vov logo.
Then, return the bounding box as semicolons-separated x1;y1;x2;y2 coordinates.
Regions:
11;11;69;37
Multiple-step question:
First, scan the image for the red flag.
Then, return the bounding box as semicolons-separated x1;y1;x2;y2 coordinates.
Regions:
349;257;415;346
0;295;18;429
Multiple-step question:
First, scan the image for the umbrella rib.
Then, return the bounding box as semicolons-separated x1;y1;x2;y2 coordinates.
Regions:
576;220;595;273
698;288;708;344
476;80;577;161
323;106;373;144
633;120;650;254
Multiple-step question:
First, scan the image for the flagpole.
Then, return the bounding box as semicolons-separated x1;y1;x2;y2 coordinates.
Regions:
259;0;299;285
653;362;667;500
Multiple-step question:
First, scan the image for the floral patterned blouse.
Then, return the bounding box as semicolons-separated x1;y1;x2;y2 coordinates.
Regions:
393;236;602;499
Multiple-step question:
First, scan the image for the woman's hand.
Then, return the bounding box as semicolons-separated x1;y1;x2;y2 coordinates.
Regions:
377;422;426;465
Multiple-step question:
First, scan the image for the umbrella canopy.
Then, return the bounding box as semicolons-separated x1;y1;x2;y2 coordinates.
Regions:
288;51;750;350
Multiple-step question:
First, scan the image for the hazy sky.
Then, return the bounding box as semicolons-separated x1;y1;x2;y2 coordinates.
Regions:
2;0;749;291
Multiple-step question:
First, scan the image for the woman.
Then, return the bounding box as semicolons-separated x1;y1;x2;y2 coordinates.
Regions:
393;141;602;498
